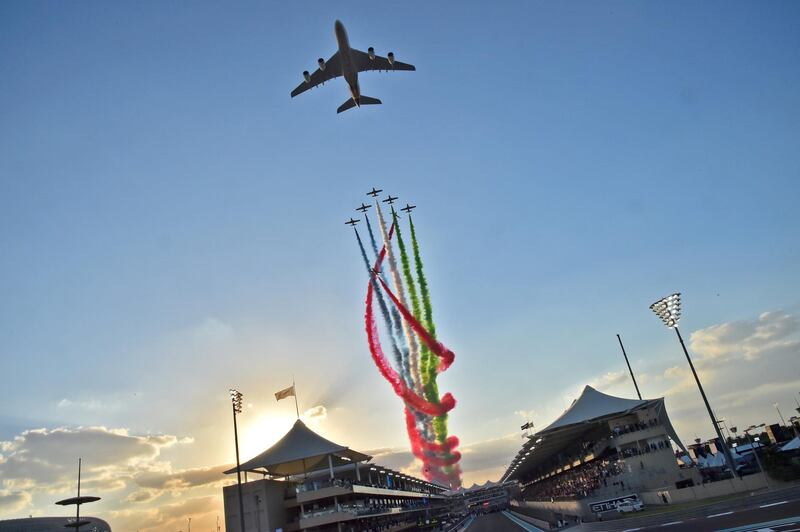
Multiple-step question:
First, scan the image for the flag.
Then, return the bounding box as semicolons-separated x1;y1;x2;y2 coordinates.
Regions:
275;385;295;402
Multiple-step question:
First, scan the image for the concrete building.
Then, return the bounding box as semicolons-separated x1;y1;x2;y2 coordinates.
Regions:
222;419;452;531
766;423;795;444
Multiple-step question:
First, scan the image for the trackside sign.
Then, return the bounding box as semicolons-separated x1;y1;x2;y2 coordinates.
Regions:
589;494;640;513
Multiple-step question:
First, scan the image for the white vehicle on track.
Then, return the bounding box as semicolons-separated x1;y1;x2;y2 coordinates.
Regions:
616;500;644;513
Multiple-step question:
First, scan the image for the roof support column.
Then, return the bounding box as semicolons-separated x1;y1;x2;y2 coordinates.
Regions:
328;454;334;480
355;462;361;482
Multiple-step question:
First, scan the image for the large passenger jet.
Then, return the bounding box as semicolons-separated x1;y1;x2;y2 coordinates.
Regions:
290;20;416;114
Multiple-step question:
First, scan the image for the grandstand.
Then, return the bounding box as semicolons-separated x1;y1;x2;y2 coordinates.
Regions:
222;419;453;531
448;480;515;514
502;386;701;520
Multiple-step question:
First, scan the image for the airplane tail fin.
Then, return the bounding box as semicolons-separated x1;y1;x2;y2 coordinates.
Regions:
337;96;382;114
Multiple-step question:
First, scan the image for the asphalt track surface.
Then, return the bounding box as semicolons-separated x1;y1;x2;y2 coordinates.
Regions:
575;486;800;531
615;500;800;531
466;512;544;531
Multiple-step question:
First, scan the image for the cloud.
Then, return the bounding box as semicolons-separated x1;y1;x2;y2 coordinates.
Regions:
126;489;159;503
0;427;181;481
0;425;191;518
589;371;630;390
109;495;223;532
57;398;120;412
365;447;416;473
514;409;536;422
663;366;685;380
634;310;800;440
0;490;31;512
134;464;231;491
303;405;328;420
0;424;231;525
690;311;800;360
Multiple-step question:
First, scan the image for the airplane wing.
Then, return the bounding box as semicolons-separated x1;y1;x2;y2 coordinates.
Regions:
290;52;343;98
351;49;416;72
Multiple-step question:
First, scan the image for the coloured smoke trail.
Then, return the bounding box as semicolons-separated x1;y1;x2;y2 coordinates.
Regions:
349;193;462;488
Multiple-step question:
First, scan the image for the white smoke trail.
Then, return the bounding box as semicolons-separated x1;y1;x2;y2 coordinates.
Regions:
375;201;423;394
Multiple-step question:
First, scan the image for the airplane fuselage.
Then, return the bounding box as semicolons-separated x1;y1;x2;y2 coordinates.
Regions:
335;20;360;103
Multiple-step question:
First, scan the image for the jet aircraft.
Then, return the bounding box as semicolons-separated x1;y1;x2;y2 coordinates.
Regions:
345;218;360;226
382;195;398;205
367;187;383;197
401;204;416;214
356;203;372;213
291;20;416;113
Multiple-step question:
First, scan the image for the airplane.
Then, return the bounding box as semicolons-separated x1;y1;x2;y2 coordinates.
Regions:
382;195;398;205
291;20;416;114
367;187;383;197
401;203;416;214
356;203;372;213
345;218;360;226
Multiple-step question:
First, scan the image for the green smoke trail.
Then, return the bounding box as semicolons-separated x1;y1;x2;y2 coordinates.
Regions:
376;202;422;392
393;212;422;334
393;211;438;444
408;215;452;447
409;216;436;337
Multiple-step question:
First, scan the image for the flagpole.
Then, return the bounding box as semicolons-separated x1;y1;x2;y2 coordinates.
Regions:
293;375;300;420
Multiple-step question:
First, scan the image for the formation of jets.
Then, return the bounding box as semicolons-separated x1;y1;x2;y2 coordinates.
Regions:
291;20;416;114
346;189;418;227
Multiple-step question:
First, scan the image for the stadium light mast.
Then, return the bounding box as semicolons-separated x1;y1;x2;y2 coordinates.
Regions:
744;424;770;490
649;293;736;475
230;389;246;532
616;334;642;400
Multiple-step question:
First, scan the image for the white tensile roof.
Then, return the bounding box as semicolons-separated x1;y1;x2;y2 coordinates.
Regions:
502;385;687;482
224;419;371;477
542;385;650;432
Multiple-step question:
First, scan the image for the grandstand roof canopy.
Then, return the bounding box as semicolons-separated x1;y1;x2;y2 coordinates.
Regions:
781;436;800;452
501;385;686;482
224;419;371;477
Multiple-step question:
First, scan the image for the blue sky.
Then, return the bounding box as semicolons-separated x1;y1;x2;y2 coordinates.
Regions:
1;0;799;527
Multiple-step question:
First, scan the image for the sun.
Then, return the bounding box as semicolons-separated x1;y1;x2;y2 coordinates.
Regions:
238;410;297;460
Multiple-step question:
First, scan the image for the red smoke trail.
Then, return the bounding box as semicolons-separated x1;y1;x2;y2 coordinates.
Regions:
365;283;455;417
363;220;462;487
404;409;462;466
374;275;455;371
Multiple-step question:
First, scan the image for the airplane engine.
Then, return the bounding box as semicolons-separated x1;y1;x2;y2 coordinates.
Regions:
368;47;375;60
303;71;311;83
387;52;395;65
318;58;326;70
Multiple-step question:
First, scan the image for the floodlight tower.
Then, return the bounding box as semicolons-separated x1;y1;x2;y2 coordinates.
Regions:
649;293;736;475
230;389;246;532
